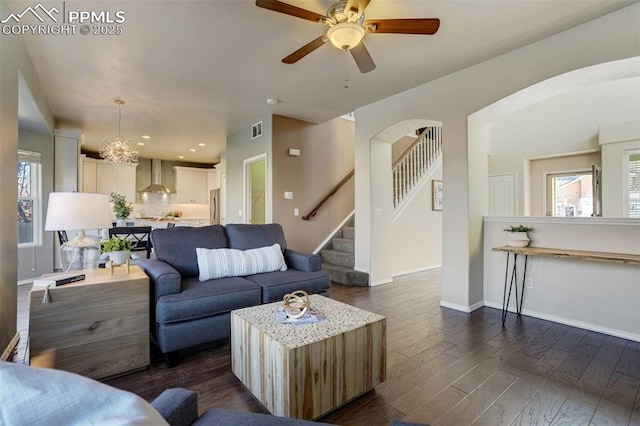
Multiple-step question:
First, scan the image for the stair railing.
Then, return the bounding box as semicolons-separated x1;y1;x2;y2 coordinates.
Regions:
393;126;442;211
302;170;355;221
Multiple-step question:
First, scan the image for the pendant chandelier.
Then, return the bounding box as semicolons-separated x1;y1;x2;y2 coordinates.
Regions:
99;99;138;164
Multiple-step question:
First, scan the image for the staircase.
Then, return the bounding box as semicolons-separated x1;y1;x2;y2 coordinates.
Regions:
317;127;442;287
393;126;442;212
320;216;369;286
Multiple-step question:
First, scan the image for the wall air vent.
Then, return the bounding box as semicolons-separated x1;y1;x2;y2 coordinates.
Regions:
251;121;263;139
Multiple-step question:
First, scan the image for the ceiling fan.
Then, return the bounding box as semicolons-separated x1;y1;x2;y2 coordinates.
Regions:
256;0;440;73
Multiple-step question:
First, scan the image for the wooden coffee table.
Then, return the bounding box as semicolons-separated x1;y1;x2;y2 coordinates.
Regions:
231;294;386;420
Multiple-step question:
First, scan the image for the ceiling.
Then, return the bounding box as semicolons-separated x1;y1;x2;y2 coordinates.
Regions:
10;0;637;164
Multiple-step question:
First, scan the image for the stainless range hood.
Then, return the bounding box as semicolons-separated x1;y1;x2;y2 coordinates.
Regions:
139;159;171;194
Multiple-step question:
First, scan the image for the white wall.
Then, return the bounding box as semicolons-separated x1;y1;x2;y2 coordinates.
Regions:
392;163;443;277
0;0;54;357
17;128;54;283
225;116;272;224
488;77;640;215
354;4;640;311
484;217;640;341
600;120;640;217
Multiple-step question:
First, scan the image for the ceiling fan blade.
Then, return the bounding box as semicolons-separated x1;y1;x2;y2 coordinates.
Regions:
345;0;371;20
255;0;325;23
364;18;440;35
350;42;376;73
282;35;328;64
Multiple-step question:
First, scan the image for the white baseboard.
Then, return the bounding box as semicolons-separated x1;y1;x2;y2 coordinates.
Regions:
440;300;472;313
370;277;393;287
439;300;484;313
393;265;442;278
483;301;640;342
469;301;485;312
1;333;20;361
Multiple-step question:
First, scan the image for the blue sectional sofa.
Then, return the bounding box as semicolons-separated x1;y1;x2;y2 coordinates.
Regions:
140;223;331;366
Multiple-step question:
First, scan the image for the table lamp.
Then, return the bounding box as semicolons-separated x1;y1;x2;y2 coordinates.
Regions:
45;192;113;272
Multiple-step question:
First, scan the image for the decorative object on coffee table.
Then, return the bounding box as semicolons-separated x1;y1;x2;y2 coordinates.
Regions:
503;225;533;247
282;290;310;319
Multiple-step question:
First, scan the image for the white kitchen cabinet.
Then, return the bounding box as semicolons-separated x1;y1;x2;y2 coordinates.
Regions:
82;156;138;202
206;169;219;202
83;160;97;193
173;166;212;204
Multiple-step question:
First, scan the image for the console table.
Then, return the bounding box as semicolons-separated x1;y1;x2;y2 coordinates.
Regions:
29;266;150;380
492;246;640;326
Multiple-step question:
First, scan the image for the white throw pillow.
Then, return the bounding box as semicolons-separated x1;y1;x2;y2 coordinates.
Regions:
196;243;288;281
0;361;169;426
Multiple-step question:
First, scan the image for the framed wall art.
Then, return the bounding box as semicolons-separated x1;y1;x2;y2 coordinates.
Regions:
432;180;443;211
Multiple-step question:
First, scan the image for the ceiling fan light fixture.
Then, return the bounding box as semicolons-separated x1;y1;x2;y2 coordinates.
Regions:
327;22;365;50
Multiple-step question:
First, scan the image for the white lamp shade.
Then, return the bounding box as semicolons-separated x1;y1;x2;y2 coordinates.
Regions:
45;192;113;231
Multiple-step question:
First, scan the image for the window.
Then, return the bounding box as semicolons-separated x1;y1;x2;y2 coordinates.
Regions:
546;170;593;217
625;149;640;218
17;150;42;246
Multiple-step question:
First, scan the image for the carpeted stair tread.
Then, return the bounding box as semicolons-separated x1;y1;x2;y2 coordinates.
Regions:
330;238;354;253
320;249;354;268
319;215;367;286
341;227;355;239
322;263;369;286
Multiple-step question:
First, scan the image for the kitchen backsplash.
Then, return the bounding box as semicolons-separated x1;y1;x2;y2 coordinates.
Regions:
130;202;209;219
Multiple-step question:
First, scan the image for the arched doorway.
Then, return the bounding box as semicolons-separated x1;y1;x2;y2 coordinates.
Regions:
367;119;443;285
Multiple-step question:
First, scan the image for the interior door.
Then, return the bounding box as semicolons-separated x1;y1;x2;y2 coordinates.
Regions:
488;174;516;216
243;154;267;224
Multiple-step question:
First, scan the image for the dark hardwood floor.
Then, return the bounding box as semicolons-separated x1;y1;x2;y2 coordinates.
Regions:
14;270;640;425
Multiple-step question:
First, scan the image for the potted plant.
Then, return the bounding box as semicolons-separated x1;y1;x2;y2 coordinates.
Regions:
101;235;134;265
503;225;533;247
110;192;132;226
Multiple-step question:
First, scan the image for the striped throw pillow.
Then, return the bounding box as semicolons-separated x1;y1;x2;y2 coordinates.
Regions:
196;243;287;281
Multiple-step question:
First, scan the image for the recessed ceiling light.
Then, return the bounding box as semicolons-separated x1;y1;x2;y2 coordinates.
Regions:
137;142;145;146
198;143;206;147
178;156;184;159
142;135;151;139
189;149;196;152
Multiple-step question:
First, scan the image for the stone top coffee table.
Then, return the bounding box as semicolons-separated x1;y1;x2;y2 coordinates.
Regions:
231;294;386;420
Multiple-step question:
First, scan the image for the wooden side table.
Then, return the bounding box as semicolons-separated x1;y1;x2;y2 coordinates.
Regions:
29;265;150;380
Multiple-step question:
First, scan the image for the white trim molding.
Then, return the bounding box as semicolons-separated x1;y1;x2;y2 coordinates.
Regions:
440;300;484;313
484;216;640;226
484;302;640;343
